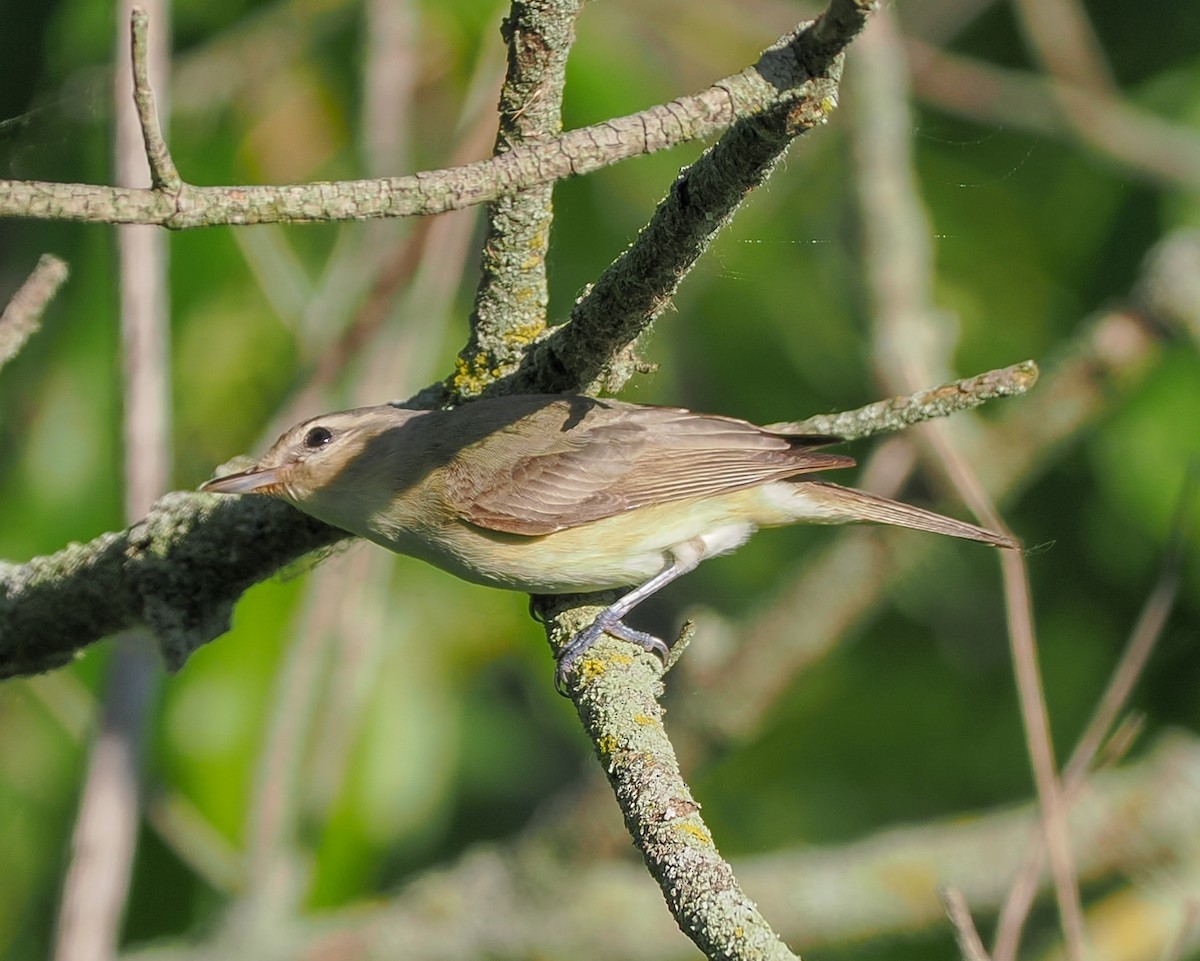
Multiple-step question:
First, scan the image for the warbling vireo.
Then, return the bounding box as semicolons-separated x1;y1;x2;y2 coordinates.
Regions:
202;394;1016;690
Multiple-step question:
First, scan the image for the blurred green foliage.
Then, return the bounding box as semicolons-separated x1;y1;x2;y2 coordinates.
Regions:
1;0;1198;959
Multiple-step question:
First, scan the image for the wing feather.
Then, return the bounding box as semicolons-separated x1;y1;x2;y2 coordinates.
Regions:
442;396;854;535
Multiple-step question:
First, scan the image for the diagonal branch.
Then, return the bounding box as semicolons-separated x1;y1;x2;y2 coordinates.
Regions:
496;0;877;397
773;360;1038;439
544;599;799;961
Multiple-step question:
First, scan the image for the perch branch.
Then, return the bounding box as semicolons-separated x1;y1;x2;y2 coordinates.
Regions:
544;600;798;961
0;493;342;679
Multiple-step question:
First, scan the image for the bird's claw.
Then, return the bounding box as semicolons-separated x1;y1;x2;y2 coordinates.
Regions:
553;615;669;696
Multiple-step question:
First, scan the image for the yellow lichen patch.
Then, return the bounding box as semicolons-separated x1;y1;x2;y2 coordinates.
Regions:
578;655;608;685
502;318;546;347
595;734;619;758
632;713;657;726
821;96;837;115
675;822;713;846
451;352;495;395
577;650;634;688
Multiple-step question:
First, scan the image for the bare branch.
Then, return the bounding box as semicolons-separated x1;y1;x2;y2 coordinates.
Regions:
493;0;877;397
1;4;870;230
0;254;68;372
991;470;1194;961
941;888;994;961
773;360;1039;439
53;3;175;958
129;7;180;190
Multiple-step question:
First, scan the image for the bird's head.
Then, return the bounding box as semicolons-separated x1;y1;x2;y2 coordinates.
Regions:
200;405;424;528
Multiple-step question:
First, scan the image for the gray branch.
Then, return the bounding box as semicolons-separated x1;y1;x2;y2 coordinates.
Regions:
0;493;341;679
447;0;585;403
500;0;876;396
1;3;868;230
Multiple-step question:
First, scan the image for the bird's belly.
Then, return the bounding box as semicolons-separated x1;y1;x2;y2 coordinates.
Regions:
371;493;762;594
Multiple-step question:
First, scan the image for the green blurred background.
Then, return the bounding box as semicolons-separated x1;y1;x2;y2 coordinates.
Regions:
1;0;1198;958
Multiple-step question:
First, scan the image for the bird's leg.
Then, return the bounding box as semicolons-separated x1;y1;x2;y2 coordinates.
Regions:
554;545;702;694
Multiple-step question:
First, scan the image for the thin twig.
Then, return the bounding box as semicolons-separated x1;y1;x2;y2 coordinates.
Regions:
0;254;68;372
991;468;1195;961
996;548;1089;961
941;888;994;961
774;360;1039;439
129;7;180;190
848;14;1086;959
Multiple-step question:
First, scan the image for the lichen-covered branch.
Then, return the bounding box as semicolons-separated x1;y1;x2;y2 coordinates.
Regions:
773;360;1039;440
0;493;341;679
544;600;798;961
446;0;585;402
499;0;877;397
129;6;180;191
1;3;870;230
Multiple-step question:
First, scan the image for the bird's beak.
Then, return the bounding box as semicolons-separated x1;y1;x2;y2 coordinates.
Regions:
200;466;286;495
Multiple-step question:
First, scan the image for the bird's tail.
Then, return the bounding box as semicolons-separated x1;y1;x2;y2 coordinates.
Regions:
801;481;1018;549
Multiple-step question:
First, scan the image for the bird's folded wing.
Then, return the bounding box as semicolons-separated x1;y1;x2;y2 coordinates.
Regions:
443;399;854;535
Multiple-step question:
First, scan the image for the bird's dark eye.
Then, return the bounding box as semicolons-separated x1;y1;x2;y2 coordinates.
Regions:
304;426;334;449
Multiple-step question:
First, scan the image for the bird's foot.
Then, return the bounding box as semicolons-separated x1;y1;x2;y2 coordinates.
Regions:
554;612;669;695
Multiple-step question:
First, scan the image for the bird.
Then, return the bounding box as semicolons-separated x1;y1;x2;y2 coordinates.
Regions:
201;393;1016;691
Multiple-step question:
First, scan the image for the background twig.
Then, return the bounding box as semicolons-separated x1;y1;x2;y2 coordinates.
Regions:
0;254;68;372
